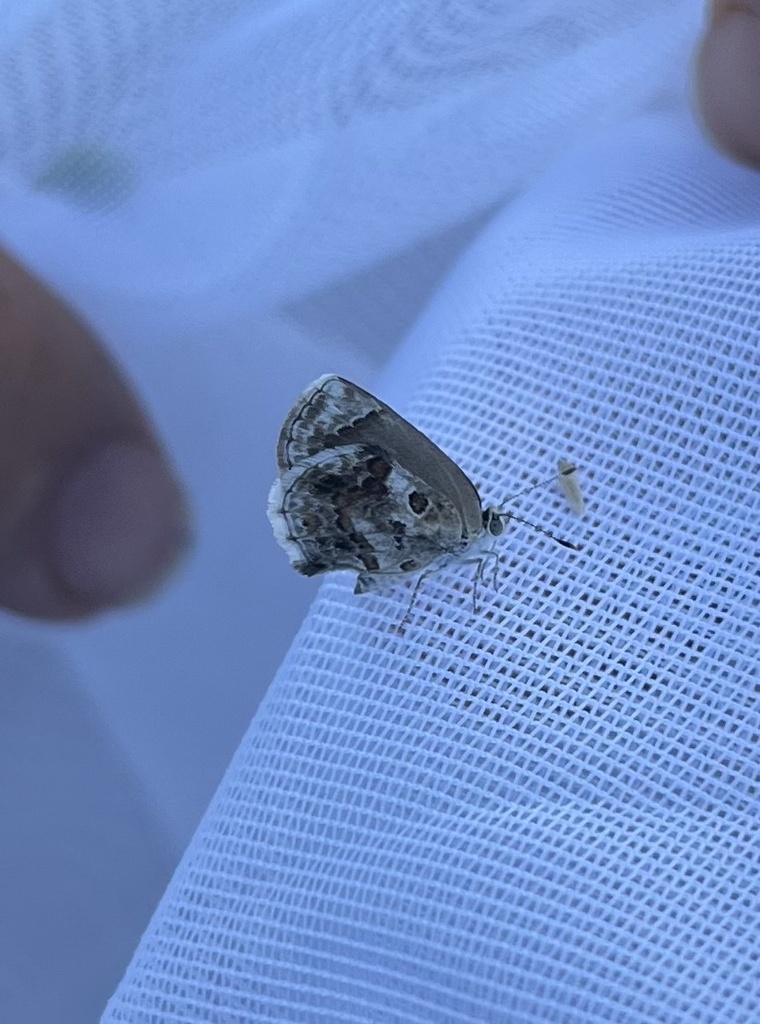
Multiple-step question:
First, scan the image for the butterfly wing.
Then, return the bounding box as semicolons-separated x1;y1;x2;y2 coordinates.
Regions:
277;375;386;471
276;375;484;541
268;443;469;578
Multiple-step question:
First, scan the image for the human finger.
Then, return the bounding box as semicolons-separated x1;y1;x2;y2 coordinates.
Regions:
0;248;189;620
696;1;760;168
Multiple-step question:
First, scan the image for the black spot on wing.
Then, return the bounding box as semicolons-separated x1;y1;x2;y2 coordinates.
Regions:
365;455;392;480
360;476;387;497
408;491;429;514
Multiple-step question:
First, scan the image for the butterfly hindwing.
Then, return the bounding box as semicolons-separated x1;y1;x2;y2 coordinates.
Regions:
267;443;469;579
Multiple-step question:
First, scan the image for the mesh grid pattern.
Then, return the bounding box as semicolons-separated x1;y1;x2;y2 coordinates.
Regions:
103;111;758;1020
0;1;752;1021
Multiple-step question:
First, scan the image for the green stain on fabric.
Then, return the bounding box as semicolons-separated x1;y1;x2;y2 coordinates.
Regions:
36;144;137;211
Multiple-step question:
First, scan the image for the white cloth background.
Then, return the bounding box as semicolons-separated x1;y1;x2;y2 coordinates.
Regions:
0;1;757;1022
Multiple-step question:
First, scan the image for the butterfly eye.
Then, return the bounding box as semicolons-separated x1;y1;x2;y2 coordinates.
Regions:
484;510;504;536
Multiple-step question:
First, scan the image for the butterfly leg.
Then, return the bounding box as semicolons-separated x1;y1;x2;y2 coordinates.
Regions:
459;548;501;614
396;571;433;633
482;541;502;592
353;567;430;633
354;573;378;595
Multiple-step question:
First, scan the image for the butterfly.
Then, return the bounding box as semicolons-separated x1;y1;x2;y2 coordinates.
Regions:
268;375;581;599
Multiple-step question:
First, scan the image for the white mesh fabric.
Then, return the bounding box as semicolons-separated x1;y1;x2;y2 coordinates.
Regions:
0;0;695;309
0;0;756;1021
102;107;759;1022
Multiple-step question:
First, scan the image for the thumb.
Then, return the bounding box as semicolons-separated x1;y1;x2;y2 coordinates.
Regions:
0;248;189;620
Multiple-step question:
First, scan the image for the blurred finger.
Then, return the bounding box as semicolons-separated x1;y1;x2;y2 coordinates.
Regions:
696;1;760;168
0;248;189;621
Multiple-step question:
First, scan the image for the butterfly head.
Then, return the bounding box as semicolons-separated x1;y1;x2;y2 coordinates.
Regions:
482;507;505;537
483;504;582;552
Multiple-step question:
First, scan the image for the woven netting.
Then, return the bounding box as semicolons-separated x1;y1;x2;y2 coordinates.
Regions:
0;0;732;1019
104;101;758;1023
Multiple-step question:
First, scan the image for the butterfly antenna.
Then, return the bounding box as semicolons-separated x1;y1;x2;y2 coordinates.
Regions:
496;510;582;551
499;464;577;506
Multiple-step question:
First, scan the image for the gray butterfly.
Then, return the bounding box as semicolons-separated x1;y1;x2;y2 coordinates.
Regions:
268;375;580;596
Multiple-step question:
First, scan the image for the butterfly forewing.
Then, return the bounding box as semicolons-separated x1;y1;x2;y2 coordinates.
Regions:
276;375;384;471
276;375;484;541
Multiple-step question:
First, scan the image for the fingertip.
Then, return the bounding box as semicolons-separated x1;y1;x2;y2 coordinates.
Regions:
0;249;191;622
51;441;191;609
696;3;760;168
0;443;191;622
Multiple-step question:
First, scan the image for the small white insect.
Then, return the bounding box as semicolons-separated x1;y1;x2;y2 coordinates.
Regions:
268;375;581;600
557;458;585;516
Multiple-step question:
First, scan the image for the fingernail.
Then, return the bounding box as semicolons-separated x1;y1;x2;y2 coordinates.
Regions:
51;441;189;605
